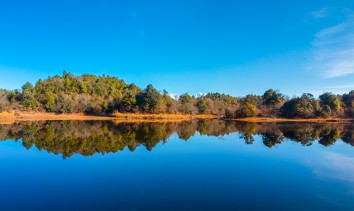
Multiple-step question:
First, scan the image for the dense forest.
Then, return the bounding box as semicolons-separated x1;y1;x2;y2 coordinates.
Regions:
1;71;354;118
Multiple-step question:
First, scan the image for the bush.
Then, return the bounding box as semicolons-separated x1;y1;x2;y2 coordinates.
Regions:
236;102;256;118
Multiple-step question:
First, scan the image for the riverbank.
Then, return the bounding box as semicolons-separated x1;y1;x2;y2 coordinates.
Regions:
0;111;114;121
111;112;216;120
0;111;217;122
230;117;354;122
1;111;353;123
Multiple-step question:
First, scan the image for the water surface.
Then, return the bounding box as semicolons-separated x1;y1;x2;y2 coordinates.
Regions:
0;120;353;210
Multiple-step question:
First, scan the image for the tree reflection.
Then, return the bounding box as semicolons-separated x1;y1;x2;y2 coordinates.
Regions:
318;128;342;147
238;123;256;145
0;120;353;158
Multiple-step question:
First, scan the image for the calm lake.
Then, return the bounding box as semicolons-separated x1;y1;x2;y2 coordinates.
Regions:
0;120;353;211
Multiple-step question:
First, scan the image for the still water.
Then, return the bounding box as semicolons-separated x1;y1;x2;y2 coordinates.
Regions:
0;120;353;211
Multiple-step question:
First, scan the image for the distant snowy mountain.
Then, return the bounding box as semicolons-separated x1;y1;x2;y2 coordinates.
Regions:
166;92;206;100
169;93;180;100
196;92;207;98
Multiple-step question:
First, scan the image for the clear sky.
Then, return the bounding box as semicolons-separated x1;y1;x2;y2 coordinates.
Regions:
1;0;354;97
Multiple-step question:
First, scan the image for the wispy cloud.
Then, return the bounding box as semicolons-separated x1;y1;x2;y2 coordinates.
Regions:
308;84;354;96
309;11;354;78
323;84;354;89
311;8;329;19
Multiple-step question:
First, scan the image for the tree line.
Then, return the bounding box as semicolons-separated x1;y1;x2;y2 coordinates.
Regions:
1;71;354;118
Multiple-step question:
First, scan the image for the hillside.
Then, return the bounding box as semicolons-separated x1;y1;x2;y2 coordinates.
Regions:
1;71;354;119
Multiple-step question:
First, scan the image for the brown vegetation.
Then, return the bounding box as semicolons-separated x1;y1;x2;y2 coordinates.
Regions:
0;111;217;121
2;72;354;120
231;117;353;122
112;111;217;120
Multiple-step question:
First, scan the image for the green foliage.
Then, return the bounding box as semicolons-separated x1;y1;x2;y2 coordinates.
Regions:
224;109;233;118
281;93;320;118
121;92;137;112
21;82;39;110
7;90;22;104
342;91;354;117
320;105;332;118
236;102;256;117
137;84;165;113
3;71;354;118
44;92;56;112
179;94;197;114
244;95;262;107
319;92;342;116
262;89;285;106
196;97;210;114
204;93;239;115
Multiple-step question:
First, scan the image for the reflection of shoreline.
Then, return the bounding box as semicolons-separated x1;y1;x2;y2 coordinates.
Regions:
0;120;15;125
229;117;354;122
0;120;353;158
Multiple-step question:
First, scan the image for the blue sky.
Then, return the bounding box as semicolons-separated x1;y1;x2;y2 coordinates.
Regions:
1;0;354;97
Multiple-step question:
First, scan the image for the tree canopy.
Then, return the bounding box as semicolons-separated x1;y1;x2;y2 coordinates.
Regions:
1;71;354;119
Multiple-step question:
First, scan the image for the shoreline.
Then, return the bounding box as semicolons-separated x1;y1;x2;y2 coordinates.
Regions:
228;117;354;122
111;112;217;120
0;111;353;123
0;111;218;122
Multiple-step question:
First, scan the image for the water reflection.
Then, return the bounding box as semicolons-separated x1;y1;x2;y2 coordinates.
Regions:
0;120;353;158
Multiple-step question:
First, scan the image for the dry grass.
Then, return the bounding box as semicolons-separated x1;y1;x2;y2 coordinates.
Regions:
194;114;219;119
0;111;218;122
112;112;217;120
0;111;17;124
0;111;113;121
232;117;353;122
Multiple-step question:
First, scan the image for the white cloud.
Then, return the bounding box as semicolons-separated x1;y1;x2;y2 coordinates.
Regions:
309;13;354;78
323;84;354;89
311;8;329;19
